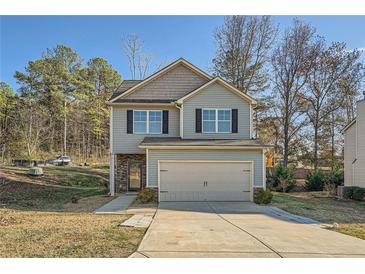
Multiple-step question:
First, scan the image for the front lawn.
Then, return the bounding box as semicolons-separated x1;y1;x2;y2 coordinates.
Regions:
0;165;110;211
0;165;145;257
271;192;365;240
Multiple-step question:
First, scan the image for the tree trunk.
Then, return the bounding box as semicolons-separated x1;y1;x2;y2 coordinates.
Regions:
313;119;319;170
331;113;335;168
63;100;67;155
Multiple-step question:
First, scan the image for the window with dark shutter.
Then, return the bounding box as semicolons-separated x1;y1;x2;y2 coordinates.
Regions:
127;110;133;134
196;108;202;133
162;110;169;134
232;109;238;133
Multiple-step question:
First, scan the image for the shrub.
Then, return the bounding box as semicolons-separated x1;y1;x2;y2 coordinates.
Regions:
305;170;326;191
136;188;157;204
326;167;344;187
254;189;273;204
266;166;296;192
323;182;337;195
343;186;356;199
352;187;365;201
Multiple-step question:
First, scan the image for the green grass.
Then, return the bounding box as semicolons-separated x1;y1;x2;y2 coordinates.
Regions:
271;192;365;240
0;165;146;257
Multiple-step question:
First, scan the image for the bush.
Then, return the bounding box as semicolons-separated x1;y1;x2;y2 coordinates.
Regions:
305;170;326;191
352;187;365;201
266;166;296;192
136;188;157;204
343;186;356;199
254;189;273;204
326;167;344;187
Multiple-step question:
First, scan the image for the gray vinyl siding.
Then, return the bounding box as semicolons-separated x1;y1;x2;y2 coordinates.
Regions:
147;149;264;187
344;123;356;186
182;83;251;139
354;100;365;188
112;106;180;154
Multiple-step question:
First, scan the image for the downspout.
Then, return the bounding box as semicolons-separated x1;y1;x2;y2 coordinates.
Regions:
174;102;183;138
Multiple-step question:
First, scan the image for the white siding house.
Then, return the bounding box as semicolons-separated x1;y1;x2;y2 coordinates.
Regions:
343;97;365;188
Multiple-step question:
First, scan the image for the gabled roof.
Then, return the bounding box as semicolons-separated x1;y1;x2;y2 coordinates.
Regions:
176;77;257;106
110;80;142;100
109;58;212;103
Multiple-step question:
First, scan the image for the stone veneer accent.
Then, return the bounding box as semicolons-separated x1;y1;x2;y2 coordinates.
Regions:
116;154;146;193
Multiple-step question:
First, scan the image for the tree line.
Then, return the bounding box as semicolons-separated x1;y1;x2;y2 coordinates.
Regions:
1;16;364;168
212;16;364;169
1;46;121;163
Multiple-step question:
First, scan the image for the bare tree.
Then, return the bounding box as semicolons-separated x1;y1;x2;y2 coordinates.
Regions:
338;62;365;123
122;34;153;80
271;20;317;167
303;42;363;169
212;16;277;94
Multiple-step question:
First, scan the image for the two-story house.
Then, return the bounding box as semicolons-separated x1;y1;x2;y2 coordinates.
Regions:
108;58;270;202
343;93;365;189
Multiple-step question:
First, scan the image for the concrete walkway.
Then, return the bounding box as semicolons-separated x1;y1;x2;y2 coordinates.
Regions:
133;202;365;258
94;194;137;214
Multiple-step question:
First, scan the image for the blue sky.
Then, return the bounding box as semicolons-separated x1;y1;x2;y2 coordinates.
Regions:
1;16;365;91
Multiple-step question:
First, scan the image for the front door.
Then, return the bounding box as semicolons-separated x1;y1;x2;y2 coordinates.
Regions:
128;162;142;191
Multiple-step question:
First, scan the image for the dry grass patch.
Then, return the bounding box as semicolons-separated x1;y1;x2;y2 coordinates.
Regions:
0;165;146;257
332;224;365;240
271;192;365;240
63;195;115;212
0;209;145;257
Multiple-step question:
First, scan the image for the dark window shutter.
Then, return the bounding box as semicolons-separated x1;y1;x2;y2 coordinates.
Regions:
232;109;238;133
196;108;202;133
127;110;133;134
162;110;169;134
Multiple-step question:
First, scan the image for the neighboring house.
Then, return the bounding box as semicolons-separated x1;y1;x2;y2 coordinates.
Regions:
343;93;365;188
108;58;271;202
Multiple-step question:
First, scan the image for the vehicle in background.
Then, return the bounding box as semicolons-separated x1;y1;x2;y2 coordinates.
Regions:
50;156;72;166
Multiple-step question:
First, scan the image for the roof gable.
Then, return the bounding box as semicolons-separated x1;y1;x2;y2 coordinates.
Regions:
109;58;211;103
110;80;142;100
176;77;257;106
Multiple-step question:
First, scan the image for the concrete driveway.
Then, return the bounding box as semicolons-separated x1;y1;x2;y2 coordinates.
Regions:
132;202;365;258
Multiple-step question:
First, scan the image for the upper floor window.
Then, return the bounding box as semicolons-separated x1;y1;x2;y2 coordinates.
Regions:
133;110;162;134
202;109;231;133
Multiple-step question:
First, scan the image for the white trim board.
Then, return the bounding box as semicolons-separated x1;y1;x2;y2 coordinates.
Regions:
139;145;270;150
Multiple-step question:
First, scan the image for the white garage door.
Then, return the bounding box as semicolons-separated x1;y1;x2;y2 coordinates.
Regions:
159;161;252;202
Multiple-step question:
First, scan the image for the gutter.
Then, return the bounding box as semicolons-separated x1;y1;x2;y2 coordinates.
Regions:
138;145;273;150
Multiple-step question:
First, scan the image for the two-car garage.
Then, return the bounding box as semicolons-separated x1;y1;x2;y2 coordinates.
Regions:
141;141;266;203
158;161;253;202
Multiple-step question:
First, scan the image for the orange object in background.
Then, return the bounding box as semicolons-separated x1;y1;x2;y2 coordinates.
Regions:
266;152;274;167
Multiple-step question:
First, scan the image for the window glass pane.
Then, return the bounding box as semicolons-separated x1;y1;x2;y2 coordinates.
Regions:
134;121;147;133
203;121;216;132
218;110;230;120
203;109;215;120
149;111;161;122
218;121;230;132
149;111;162;134
149;122;161;133
134;111;147;122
